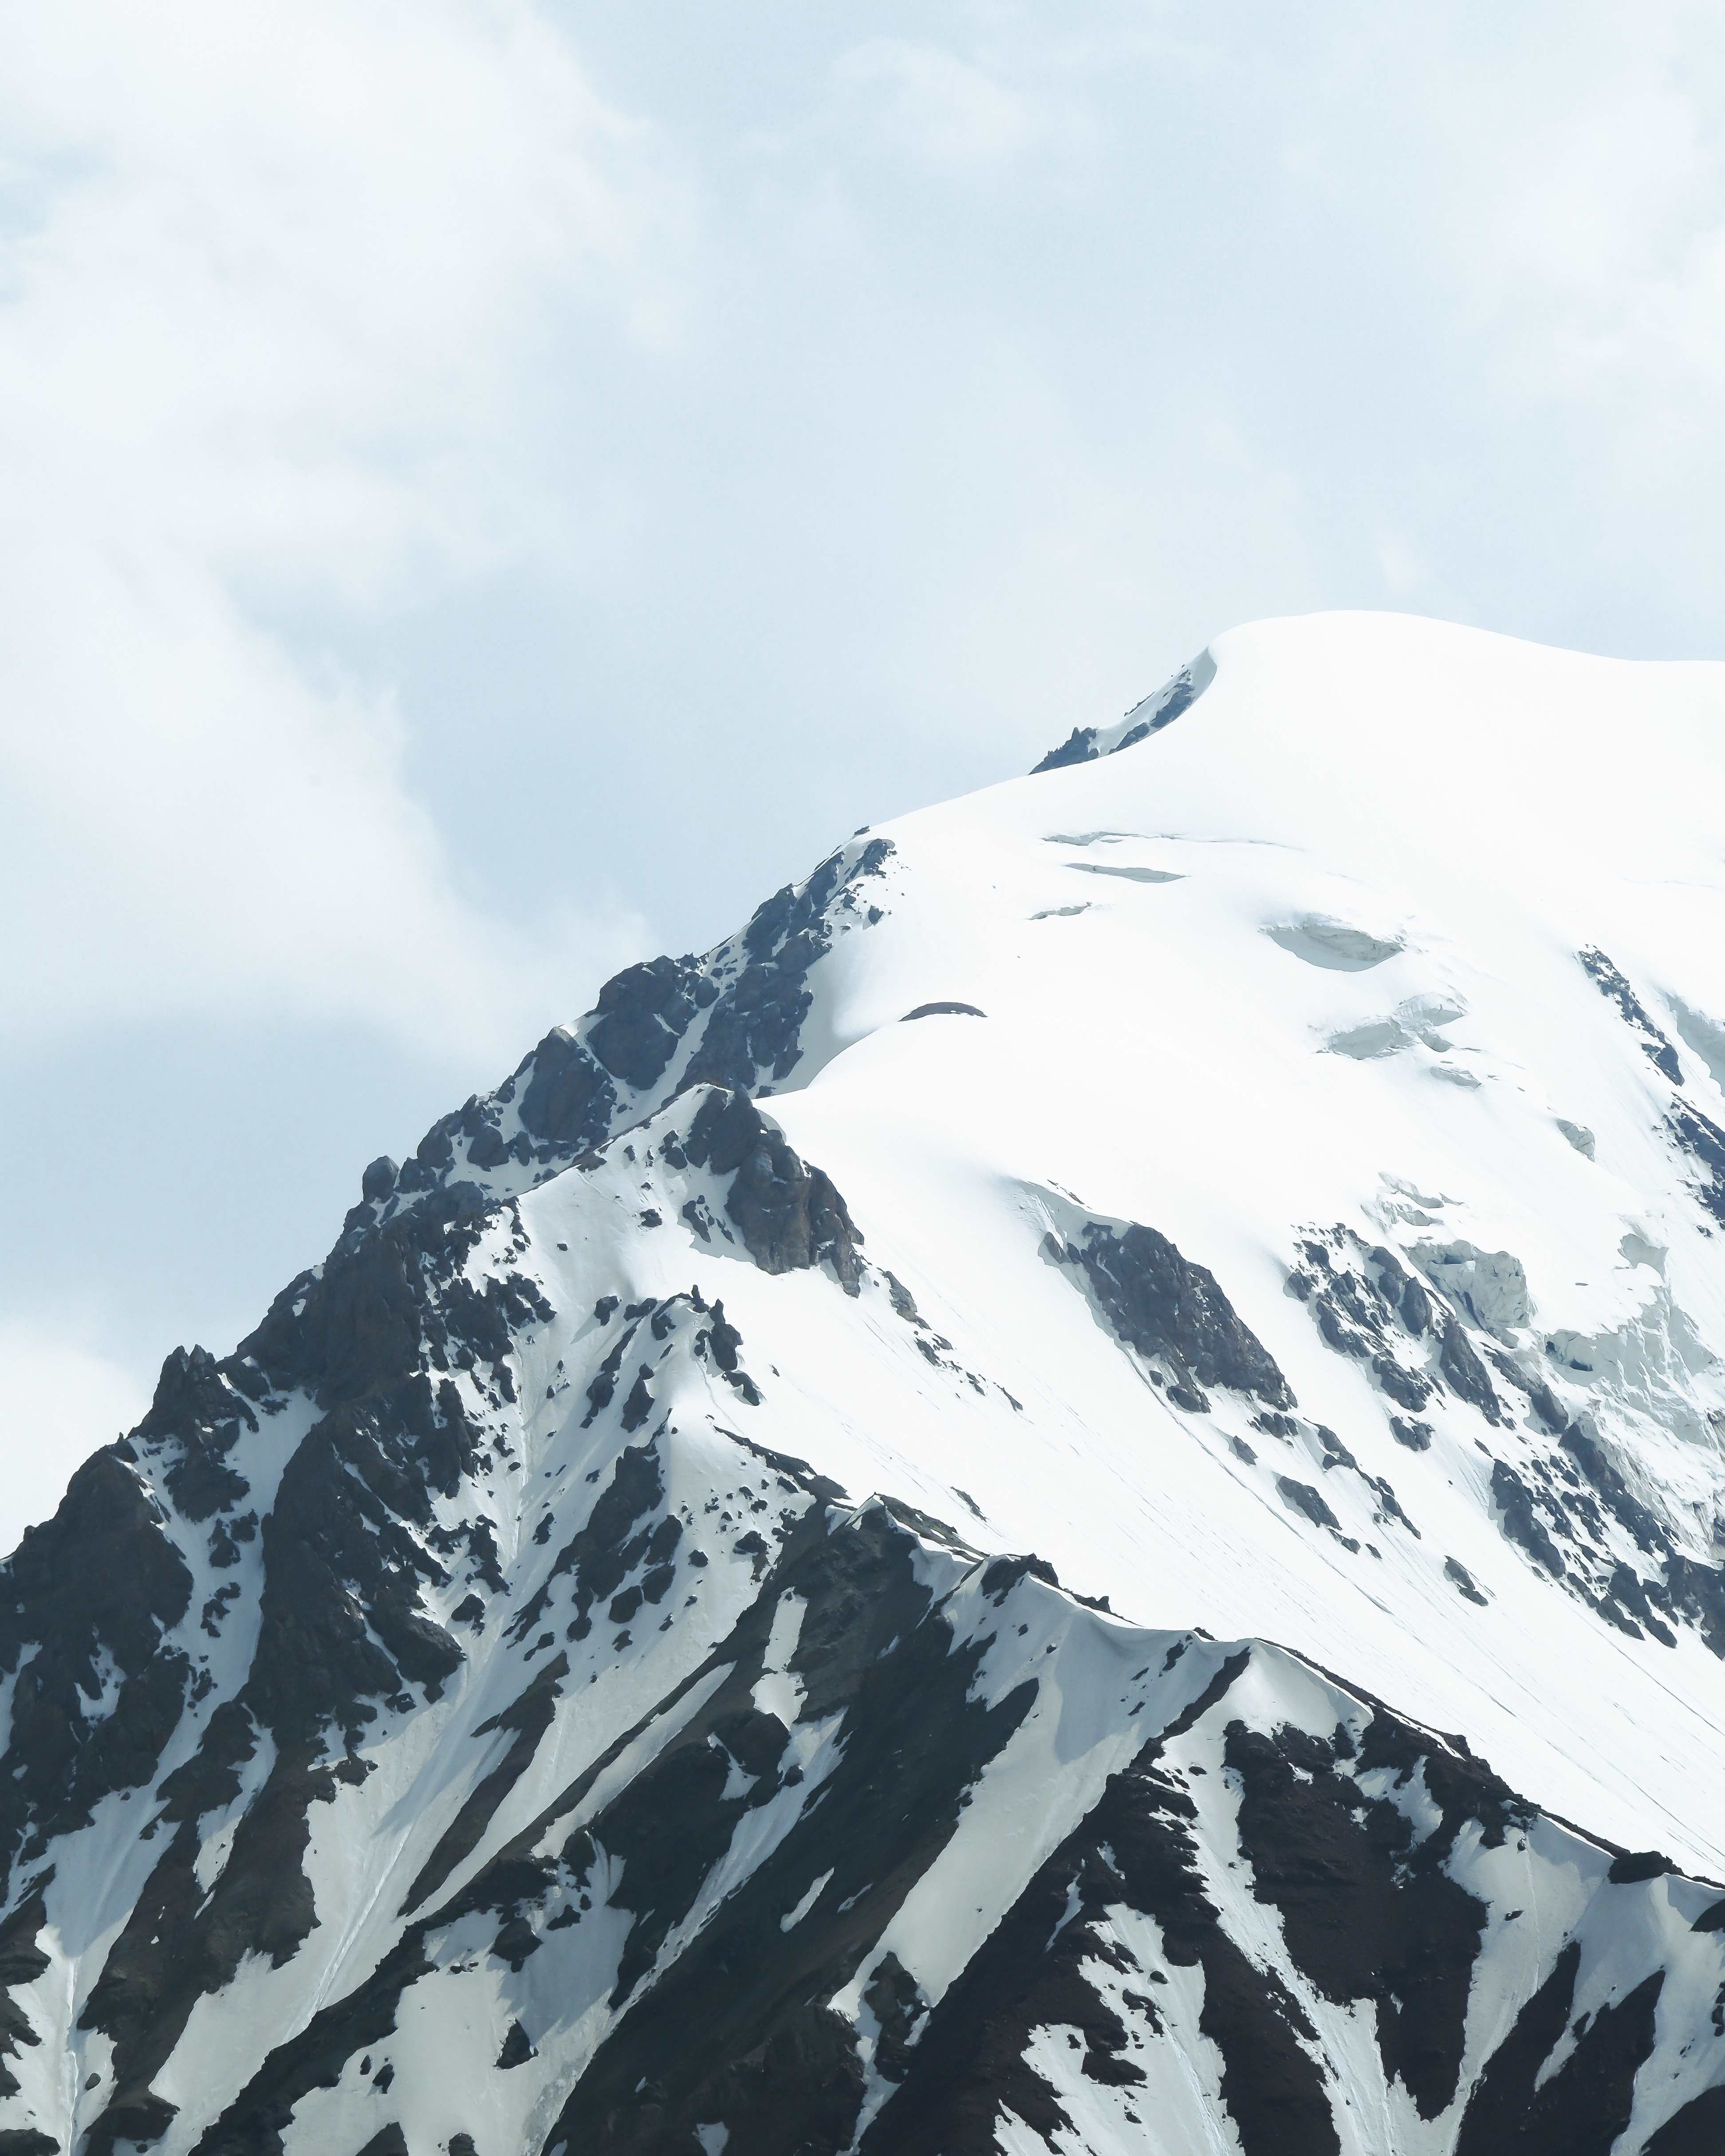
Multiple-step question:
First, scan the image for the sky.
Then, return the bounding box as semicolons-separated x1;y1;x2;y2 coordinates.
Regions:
4;0;1725;1550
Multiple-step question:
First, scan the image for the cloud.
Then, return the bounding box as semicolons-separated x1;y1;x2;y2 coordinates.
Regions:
827;33;1105;188
833;39;1045;175
0;1315;149;1557
0;0;681;1061
1452;15;1725;469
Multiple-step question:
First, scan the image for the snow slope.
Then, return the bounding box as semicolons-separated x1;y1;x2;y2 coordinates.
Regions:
5;612;1725;2156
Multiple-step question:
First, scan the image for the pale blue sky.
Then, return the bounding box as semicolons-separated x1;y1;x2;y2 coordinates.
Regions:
4;0;1724;1542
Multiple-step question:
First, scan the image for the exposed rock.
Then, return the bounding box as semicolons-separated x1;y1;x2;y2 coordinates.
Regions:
682;1090;862;1292
1277;1477;1342;1533
586;955;715;1090
1061;1221;1294;1410
1223;1715;1489;2120
0;1886;51;2101
1440;1318;1505;1423
1032;726;1101;772
361;1157;398;1205
681;842;894;1096
402;1655;571;1916
139;1346;256;1523
1580;948;1685;1084
1671;1102;1725;1227
1445;1557;1489;1606
0;1451;193;1887
1644;2085;1725;2152
374;839;895;1229
516;1026;617;1154
1032;655;1214;772
1490;1460;1566;1579
1454;1940;1662;2156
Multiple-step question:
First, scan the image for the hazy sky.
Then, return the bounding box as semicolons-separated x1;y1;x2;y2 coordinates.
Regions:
4;0;1724;1546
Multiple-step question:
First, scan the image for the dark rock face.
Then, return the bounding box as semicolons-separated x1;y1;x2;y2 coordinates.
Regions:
1671;1100;1725;1227
1030;657;1213;772
1280;1224;1725;1656
1561;1423;1664;1556
0;1450;193;1890
682;1088;863;1291
515;1027;616;1154
1490;1460;1567;1579
502;1440;672;1653
1454;1940;1663;2156
1579;948;1685;1085
0;1891;51;2102
5;1177;590;2150
863;1657;1343;2156
246;1414;464;1749
361;1157;398;1206
239;1188;551;1417
1645;2086;1725;2153
142;1347;256;1522
402;1653;571;1916
75;1746;337;2156
1552;959;1725;1260
1031;655;1207;776
535;1508;1034;2156
1278;1476;1342;1532
1287;1232;1438;1416
851;1654;1699;2156
681;840;894;1097
1031;726;1101;772
1222;1715;1496;2122
1445;1556;1489;1605
362;837;895;1236
585;955;717;1091
186;1499;1036;2156
1057;1220;1294;1410
158;1478;1717;2156
1440;1318;1503;1423
1138;664;1209;731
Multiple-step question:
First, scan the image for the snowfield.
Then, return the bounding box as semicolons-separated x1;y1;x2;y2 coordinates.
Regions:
5;612;1725;2154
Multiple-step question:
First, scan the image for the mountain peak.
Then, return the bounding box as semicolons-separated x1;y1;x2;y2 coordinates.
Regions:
7;614;1725;2152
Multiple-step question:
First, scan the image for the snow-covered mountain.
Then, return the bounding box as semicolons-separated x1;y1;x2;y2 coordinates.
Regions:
8;612;1725;2155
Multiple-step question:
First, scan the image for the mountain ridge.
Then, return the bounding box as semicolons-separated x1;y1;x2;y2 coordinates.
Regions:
8;611;1725;2152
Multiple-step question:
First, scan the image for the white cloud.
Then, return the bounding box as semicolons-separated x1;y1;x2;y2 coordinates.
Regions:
0;0;681;1060
1286;6;1725;510
0;1315;149;1556
831;37;1079;180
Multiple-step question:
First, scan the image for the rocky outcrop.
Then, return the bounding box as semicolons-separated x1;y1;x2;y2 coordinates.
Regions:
678;1088;863;1291
0;1451;192;1888
1031;652;1214;771
1055;1218;1293;1412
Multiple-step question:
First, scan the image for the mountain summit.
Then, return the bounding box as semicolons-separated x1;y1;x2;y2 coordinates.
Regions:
7;612;1725;2155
